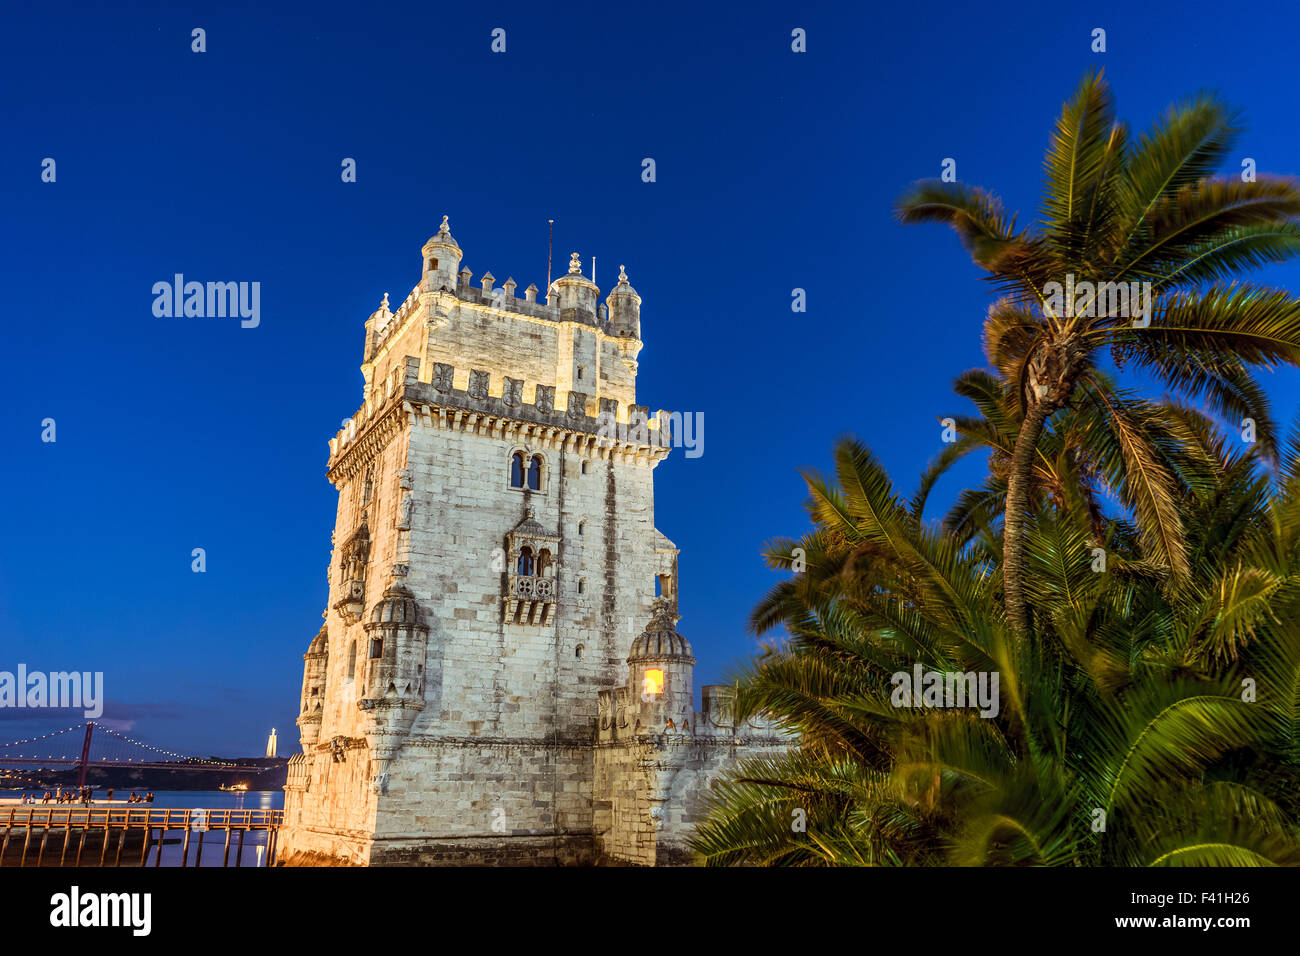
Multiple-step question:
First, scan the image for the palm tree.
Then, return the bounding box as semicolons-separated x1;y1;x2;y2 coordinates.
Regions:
914;365;1220;561
896;70;1300;636
692;432;1300;865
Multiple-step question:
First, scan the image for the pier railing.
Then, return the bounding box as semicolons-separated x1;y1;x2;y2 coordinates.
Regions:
0;807;283;867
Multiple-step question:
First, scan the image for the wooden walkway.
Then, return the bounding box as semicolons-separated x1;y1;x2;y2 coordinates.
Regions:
0;807;283;867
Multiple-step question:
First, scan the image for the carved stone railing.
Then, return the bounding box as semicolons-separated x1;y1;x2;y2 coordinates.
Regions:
505;575;556;625
512;576;555;599
333;579;365;625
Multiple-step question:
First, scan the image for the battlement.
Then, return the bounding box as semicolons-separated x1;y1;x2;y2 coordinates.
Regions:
367;219;642;363
370;277;572;357
596;683;782;744
327;360;683;478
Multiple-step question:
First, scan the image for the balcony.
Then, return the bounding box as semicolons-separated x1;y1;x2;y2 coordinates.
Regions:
333;579;365;625
505;574;556;625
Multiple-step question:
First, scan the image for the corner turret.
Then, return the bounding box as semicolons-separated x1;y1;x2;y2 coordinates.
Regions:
625;599;695;736
296;623;329;751
605;265;641;340
362;293;394;365
549;252;600;325
358;580;430;786
421;215;463;293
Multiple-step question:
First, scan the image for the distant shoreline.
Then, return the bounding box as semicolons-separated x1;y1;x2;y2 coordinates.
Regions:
0;794;280;805
0;756;289;791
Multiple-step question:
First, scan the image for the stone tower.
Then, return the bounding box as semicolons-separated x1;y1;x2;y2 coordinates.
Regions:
278;219;785;866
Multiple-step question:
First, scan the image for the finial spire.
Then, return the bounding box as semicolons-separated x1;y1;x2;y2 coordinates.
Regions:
439;215;450;235
381;292;390;310
619;264;628;282
568;252;582;275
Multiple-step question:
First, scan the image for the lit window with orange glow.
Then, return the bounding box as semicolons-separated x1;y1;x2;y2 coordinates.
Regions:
642;668;664;697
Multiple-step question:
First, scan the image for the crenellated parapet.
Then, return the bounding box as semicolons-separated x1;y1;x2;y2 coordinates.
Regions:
327;363;683;483
596;676;781;745
366;217;642;365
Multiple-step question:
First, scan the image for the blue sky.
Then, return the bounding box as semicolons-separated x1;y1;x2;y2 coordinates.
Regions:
3;0;1300;756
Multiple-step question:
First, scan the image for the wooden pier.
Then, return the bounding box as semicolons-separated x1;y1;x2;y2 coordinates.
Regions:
0;807;283;867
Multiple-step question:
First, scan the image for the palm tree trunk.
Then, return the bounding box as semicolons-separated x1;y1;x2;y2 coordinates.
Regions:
1003;400;1051;636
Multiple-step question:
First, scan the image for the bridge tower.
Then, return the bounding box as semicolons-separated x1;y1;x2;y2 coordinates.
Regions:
75;722;93;789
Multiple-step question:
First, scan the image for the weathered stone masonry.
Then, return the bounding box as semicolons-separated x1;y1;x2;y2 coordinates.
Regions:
278;218;786;866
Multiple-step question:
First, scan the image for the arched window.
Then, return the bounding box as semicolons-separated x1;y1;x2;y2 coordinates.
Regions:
509;452;525;488
575;644;585;660
578;520;586;536
527;455;543;490
369;637;383;659
517;546;534;576
580;460;588;475
346;641;357;680
577;579;586;595
537;549;552;577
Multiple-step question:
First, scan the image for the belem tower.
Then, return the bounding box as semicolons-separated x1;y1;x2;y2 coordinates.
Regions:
278;218;786;866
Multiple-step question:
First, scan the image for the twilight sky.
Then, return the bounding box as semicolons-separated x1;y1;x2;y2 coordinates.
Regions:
3;0;1300;756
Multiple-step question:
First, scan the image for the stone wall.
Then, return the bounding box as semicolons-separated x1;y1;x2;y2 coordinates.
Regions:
593;683;789;865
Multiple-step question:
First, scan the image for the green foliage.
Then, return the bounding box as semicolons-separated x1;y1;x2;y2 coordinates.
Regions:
694;70;1300;868
693;425;1300;866
897;69;1300;637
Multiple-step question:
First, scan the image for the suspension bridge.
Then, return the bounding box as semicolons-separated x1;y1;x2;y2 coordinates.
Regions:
0;724;284;867
0;722;268;787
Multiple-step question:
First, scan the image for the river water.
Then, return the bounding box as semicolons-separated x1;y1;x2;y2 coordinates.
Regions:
1;789;284;867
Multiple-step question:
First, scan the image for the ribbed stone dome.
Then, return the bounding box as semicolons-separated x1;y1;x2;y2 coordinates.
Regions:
606;265;640;302
306;625;328;657
627;602;694;662
369;582;424;627
423;215;461;255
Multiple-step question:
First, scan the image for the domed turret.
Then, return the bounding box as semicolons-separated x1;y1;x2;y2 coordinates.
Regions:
548;252;600;325
369;581;423;627
359;580;430;781
296;623;329;751
421;215;463;292
362;292;395;364
306;623;328;657
605;265;641;340
626;599;695;737
627;602;693;663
